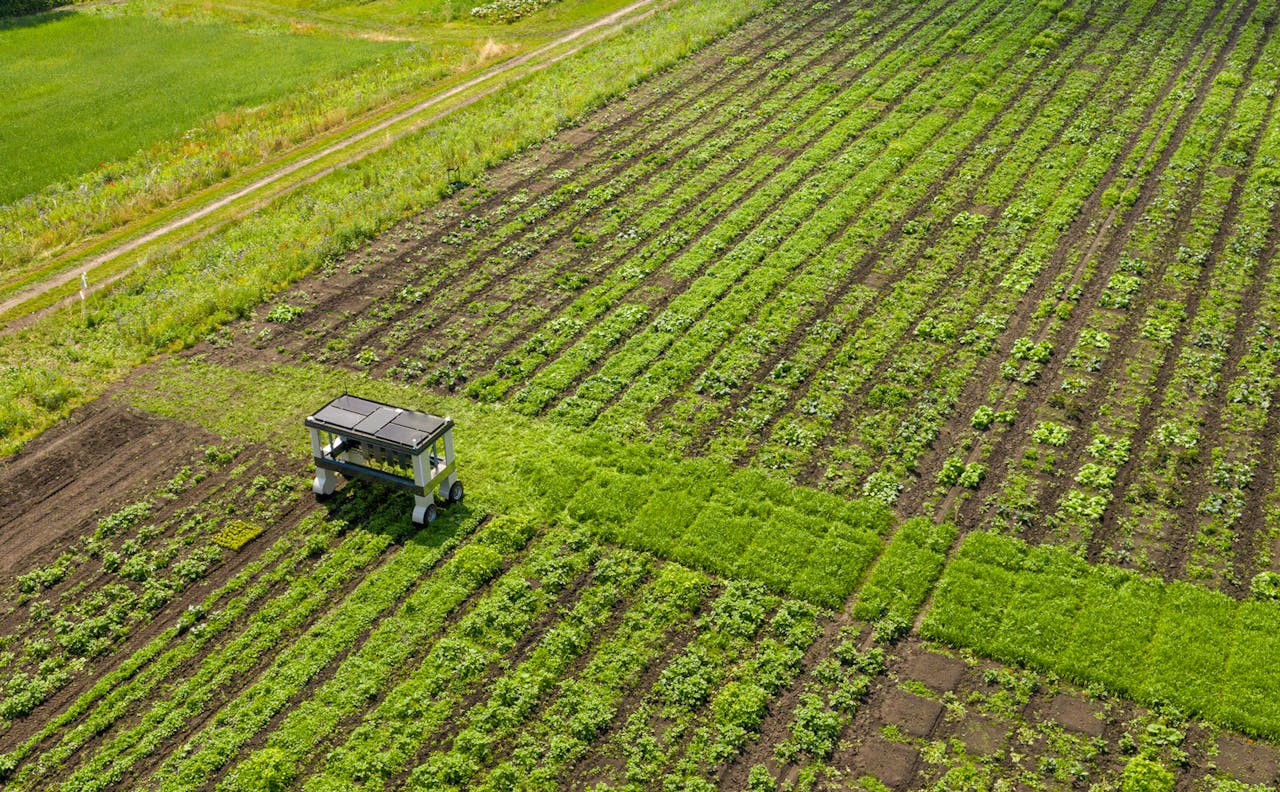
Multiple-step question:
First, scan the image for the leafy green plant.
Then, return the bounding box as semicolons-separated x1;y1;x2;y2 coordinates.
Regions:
1032;421;1071;446
265;304;303;324
1120;755;1175;792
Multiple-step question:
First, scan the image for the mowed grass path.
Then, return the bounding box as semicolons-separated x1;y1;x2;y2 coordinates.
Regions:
0;11;397;204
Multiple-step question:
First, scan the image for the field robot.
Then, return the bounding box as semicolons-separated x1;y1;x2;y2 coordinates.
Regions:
305;394;463;525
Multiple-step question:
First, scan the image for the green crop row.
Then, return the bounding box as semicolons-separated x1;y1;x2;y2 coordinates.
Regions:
834;0;1243;515
464;562;710;790
326;3;834;375
563;460;890;606
424;1;944;396
660;597;820;787
923;531;1280;739
442;24;875;394
978;0;1280;578
380;544;651;791
579;581;820;788
36;490;477;792
812;0;1229;502
150;513;536;791
423;0;983;407
0;497;369;789
0;447;299;730
0;505;308;786
542;0;1027;433
686;0;1128;471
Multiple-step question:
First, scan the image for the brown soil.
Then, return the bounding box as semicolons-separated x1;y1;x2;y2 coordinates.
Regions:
852;737;921;789
827;638;1278;790
0;400;328;767
880;689;943;739
0;400;209;577
1046;692;1107;737
1217;735;1280;785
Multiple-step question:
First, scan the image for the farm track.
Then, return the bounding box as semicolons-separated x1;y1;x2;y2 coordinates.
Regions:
0;0;677;333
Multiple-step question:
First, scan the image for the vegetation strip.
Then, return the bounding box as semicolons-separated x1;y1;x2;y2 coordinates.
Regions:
0;0;670;327
151;514;540;791
30;494;477;792
923;530;1280;739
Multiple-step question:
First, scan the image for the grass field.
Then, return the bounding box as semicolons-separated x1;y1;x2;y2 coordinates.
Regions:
0;12;397;205
3;0;1280;786
153;0;631;34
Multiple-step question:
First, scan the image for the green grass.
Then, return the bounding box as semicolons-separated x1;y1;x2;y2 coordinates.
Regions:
0;11;398;204
851;518;956;628
923;531;1280;739
158;0;631;37
122;358;894;607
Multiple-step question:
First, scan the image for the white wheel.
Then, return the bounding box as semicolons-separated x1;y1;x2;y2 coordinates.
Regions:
448;480;464;504
413;502;438;526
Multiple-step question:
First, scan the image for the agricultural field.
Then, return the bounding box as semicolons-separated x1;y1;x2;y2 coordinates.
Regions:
238;0;1280;596
2;0;1280;787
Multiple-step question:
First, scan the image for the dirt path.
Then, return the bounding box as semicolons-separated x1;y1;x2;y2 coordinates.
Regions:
0;0;667;333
